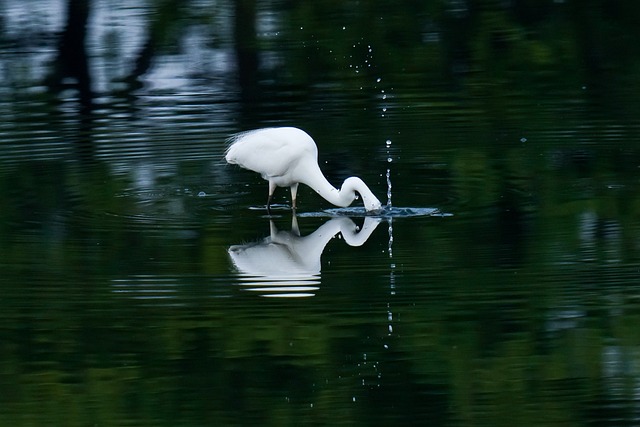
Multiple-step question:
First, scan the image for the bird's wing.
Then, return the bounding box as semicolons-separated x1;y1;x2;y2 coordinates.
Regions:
225;128;315;179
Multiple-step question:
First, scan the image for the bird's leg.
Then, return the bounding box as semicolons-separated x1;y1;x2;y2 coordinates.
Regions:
266;194;273;215
290;183;299;211
291;213;300;236
267;181;276;215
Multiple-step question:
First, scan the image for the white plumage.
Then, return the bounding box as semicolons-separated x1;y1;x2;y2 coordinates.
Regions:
225;127;382;212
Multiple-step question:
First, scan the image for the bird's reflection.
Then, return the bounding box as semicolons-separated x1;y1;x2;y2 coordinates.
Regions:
228;215;381;297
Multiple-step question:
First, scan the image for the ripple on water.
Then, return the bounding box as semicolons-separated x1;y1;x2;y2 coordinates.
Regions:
298;206;450;218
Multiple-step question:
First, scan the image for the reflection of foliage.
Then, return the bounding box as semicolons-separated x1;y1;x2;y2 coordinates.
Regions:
270;0;640;91
2;151;640;425
2;0;640;425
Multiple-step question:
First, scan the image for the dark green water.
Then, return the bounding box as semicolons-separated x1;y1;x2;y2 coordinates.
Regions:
2;0;640;425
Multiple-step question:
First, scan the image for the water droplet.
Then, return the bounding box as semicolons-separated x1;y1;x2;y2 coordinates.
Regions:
352;396;356;402
376;78;381;83
520;137;527;143
197;191;206;197
386;168;393;209
387;157;392;163
385;139;392;146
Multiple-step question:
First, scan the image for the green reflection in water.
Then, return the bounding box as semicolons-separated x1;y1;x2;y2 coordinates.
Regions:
2;0;640;425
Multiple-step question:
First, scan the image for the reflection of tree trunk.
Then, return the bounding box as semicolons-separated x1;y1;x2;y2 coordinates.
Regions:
47;0;92;108
46;0;94;160
125;38;155;91
124;0;184;91
233;0;259;102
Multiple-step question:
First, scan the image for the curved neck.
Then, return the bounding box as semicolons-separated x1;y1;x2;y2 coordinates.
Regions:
299;163;381;211
341;177;382;211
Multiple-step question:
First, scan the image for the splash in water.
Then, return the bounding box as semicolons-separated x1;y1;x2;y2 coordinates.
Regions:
387;216;394;259
385;139;393;208
386;168;392;209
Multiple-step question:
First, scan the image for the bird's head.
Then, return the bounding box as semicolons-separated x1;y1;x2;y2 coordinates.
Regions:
365;196;383;212
343;177;383;213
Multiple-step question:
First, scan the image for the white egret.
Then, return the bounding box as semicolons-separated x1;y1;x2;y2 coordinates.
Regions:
228;216;381;297
225;127;382;212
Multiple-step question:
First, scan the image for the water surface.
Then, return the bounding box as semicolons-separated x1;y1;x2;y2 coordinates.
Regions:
2;1;640;425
